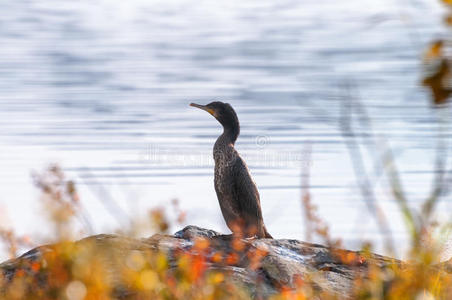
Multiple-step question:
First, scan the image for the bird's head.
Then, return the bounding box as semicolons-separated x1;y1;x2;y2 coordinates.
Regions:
190;101;239;132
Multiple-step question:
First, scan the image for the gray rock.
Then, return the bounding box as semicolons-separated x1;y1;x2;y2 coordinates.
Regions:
0;225;410;299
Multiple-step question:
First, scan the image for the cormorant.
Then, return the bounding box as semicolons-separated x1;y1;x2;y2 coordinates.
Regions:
190;101;272;239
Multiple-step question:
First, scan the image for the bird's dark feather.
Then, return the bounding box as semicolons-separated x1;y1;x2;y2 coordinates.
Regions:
232;156;263;225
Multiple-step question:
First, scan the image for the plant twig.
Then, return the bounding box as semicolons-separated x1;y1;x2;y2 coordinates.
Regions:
339;82;395;254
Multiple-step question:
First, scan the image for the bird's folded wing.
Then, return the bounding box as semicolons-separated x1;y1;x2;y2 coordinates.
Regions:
232;156;263;223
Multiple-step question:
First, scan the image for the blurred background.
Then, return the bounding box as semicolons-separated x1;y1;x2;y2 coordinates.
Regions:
0;0;451;261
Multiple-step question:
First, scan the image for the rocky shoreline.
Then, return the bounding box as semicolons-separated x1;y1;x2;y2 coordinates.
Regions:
1;226;450;299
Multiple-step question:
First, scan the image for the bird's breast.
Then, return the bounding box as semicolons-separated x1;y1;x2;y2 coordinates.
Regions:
213;146;236;195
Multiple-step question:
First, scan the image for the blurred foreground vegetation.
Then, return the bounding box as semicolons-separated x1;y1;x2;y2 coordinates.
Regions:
0;164;451;299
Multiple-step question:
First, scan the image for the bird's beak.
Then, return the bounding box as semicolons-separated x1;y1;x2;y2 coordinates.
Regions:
190;103;216;117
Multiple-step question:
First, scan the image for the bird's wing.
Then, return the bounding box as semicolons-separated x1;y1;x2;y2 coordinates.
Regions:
232;155;263;225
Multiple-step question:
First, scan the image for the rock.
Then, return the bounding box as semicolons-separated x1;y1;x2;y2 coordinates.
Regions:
0;225;417;299
174;225;221;240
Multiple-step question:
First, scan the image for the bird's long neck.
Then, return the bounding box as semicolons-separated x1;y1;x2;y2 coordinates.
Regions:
220;120;240;145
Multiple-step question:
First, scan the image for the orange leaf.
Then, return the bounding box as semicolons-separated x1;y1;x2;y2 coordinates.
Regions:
225;252;239;265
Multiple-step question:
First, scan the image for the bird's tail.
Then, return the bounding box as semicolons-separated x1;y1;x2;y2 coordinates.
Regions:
263;226;273;239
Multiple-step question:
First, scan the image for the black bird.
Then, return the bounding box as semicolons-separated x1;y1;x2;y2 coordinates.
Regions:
190;101;272;238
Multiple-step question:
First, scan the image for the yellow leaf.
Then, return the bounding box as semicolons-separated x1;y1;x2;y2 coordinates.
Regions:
424;40;444;60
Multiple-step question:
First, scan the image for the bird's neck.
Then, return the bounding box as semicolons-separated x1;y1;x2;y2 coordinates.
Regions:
221;122;239;145
222;123;240;145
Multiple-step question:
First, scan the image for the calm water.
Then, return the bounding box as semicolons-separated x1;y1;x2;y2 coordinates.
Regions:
0;0;451;259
